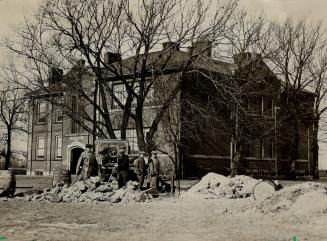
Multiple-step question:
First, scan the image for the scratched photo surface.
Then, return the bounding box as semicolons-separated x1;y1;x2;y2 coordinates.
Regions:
0;0;327;241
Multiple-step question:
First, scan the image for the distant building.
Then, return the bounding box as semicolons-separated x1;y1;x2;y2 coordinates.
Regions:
25;42;315;178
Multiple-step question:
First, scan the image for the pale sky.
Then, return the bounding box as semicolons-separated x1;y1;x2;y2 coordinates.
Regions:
1;0;327;168
0;0;326;49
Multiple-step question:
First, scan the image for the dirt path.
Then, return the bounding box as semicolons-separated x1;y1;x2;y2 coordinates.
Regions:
1;198;326;241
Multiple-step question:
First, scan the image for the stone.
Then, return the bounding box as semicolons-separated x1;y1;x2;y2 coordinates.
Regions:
90;176;101;185
76;182;88;192
50;186;61;195
95;185;112;193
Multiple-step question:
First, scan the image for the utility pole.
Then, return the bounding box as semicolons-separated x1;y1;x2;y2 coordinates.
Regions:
92;80;98;152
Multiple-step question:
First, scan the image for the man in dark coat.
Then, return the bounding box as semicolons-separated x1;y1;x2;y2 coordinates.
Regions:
76;144;97;181
117;148;129;188
149;150;160;189
133;151;146;190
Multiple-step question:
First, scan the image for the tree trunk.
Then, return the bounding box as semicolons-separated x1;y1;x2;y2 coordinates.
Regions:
288;116;299;180
174;142;180;195
231;141;244;177
135;102;146;152
230;105;244;177
4;126;11;170
311;120;319;179
120;95;133;140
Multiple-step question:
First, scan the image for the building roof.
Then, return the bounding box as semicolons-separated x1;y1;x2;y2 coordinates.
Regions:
25;49;236;98
280;81;315;96
24;83;65;98
104;50;235;78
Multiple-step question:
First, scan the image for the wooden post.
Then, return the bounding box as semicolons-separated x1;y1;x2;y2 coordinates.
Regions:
170;174;175;195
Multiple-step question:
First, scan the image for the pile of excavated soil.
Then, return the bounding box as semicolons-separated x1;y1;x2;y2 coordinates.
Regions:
10;177;148;203
255;182;327;217
183;173;258;199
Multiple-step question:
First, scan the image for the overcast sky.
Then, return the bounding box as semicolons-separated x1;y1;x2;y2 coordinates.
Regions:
0;0;327;42
1;0;327;167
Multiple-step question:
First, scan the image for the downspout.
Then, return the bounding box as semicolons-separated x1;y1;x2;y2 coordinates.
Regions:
49;102;53;174
26;100;30;174
30;100;35;175
92;79;98;151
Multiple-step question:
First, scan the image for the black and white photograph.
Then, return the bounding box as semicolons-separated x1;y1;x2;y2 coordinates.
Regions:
0;0;327;240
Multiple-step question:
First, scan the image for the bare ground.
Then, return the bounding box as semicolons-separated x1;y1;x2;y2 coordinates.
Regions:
1;197;326;241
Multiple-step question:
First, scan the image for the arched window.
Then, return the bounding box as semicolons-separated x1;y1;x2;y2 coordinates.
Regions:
38;101;47;123
56;98;64;122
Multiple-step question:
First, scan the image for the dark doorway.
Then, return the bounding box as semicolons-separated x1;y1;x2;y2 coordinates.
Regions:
70;148;84;174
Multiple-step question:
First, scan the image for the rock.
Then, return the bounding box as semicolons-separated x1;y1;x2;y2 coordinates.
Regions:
50;186;61;195
0;197;8;202
90;176;101;185
44;187;51;192
76;182;88;192
95;185;112;193
31;195;38;202
11;176;147;204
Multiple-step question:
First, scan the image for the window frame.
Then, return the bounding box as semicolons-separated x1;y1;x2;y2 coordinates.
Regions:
36;137;45;160
37;101;47;124
55;98;64;123
112;83;128;108
113;128;150;153
55;136;63;159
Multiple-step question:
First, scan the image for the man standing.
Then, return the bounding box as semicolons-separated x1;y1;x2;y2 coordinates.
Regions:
117;148;129;188
133;151;146;190
76;144;97;181
149;150;160;189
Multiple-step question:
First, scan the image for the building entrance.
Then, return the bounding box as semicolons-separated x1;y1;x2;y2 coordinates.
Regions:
70;148;84;174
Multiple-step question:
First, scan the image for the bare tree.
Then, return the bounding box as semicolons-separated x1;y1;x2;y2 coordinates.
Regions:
6;0;239;153
261;18;327;178
0;83;26;170
210;12;276;176
308;49;327;178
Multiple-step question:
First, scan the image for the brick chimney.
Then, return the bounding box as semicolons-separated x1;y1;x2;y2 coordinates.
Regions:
104;52;121;65
189;40;212;57
48;67;63;85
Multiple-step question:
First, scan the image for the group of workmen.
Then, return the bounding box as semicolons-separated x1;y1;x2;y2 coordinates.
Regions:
75;144;160;191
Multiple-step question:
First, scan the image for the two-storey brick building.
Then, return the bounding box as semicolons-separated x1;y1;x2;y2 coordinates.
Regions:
26;42;315;178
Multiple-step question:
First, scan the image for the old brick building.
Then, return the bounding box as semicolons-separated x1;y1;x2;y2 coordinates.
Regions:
26;42;315;178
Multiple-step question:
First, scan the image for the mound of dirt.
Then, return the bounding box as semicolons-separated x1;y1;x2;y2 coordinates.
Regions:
12;177;148;203
256;182;327;217
183;173;258;199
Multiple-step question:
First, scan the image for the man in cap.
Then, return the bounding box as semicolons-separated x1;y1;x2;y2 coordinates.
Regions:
76;144;97;181
148;150;160;189
133;151;146;190
117;147;129;188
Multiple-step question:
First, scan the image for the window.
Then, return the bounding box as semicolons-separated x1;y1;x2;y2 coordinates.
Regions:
145;86;154;103
38;102;47;123
263;97;273;116
127;129;138;152
56;98;64;122
263;138;274;158
113;130;138;151
245;141;262;158
55;136;62;159
113;83;127;107
247;96;261;115
36;137;45;159
112;81;155;108
113;128;150;153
